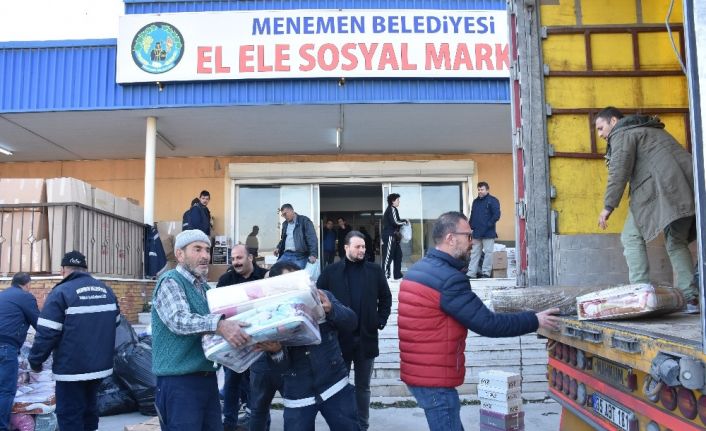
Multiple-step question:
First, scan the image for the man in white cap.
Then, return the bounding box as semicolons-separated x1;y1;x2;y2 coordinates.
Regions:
151;229;251;431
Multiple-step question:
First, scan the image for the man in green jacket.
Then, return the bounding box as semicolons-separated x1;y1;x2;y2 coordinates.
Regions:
595;107;698;311
152;229;251;430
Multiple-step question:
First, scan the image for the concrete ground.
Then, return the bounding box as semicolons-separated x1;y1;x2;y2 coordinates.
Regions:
97;400;561;430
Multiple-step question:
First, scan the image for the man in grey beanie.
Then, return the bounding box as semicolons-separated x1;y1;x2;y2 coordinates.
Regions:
152;229;251;431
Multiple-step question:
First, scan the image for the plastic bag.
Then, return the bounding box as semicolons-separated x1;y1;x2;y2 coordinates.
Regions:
203;291;322;373
113;342;157;416
115;315;138;350
400;224;412;243
33;413;57;431
305;261;321;281
577;284;685;320
97;375;138;417
9;413;34;431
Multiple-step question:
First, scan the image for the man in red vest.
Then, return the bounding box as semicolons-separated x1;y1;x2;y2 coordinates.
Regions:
398;211;559;431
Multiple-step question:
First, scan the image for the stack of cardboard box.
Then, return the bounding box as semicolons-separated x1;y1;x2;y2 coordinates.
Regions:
0;179;50;274
492;250;508;278
45;178;145;275
0;177;145;275
478;370;524;431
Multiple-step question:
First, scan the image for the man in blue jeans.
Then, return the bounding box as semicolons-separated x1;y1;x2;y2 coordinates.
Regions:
274;204;318;269
398;212;560;431
0;273;39;431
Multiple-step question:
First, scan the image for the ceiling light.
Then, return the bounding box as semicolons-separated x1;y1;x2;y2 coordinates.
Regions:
156;132;176;151
0;147;13;156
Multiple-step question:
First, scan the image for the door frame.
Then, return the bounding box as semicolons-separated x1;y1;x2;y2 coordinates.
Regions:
229;160;476;245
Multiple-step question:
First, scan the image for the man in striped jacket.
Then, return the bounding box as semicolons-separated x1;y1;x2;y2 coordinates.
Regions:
29;251;120;431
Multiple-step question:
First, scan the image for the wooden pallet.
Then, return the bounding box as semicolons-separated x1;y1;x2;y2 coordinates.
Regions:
124;417;160;431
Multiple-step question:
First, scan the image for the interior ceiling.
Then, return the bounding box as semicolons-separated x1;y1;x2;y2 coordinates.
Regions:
0;104;511;163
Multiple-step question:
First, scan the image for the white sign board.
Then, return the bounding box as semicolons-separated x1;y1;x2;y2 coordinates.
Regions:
117;9;509;83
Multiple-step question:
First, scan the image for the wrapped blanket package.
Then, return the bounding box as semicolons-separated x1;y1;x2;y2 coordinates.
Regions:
577;284;685;320
203;270;325;372
14;341;56;415
490;285;611;315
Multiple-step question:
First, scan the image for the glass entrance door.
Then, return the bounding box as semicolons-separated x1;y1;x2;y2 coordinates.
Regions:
235;184;319;258
383;183;463;272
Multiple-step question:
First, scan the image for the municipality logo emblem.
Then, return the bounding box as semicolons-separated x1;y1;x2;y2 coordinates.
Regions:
131;22;184;74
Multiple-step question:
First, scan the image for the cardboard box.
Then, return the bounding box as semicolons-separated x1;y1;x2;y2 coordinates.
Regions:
0;211;50;273
492;251;508;269
114;197;131;219
92;188;115;213
479;398;522;415
492;269;508;278
478;370;521;391
208;264;231;282
128;202;144;224
479;424;524;431
0;178;46;204
156;220;182;263
46;177;92;205
47;204;90;274
480;410;525;430
478;387;521;402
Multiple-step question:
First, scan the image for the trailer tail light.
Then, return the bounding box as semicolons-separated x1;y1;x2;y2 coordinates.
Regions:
556;371;564;392
569;378;578;400
698;395;706;424
563;373;571;395
677;387;697;419
551;369;557;387
569;347;577;366
576;383;587;405
562;344;570;363
660;385;677;411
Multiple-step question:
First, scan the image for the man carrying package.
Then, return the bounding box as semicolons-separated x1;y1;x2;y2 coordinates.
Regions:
258;286;360;430
151;230;251;431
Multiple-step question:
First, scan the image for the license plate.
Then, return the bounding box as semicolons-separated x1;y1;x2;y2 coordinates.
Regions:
592;393;635;431
593;357;633;389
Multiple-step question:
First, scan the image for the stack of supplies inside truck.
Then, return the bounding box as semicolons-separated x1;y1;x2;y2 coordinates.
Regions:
490;285;610;315
576;283;685;320
478;370;524;431
202;270;326;372
14;342;55;415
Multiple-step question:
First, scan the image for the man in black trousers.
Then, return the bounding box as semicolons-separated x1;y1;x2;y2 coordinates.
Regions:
317;231;392;430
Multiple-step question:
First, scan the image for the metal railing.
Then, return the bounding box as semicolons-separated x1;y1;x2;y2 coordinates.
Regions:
0;203;145;278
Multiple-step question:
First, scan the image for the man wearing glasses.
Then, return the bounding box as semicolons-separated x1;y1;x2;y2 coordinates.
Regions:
398;212;560;431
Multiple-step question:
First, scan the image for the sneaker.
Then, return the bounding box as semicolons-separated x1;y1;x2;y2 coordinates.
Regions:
685;301;700;314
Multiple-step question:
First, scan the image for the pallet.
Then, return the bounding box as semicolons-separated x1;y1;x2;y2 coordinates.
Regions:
124;417;160;431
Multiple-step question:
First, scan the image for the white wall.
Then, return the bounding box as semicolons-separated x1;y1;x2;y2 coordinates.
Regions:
0;0;122;42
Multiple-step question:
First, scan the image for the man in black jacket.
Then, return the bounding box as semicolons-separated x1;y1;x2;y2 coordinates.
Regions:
29;251;120;431
217;244;267;431
317;231;392;430
0;272;39;431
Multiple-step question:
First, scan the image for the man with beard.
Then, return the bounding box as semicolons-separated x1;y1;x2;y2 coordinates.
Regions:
217;244;267;431
398;212;561;431
151;230;251;431
317;231;391;430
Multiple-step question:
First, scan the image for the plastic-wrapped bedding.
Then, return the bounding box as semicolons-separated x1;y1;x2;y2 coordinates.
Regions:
203;270;325;372
577;284;685;320
490;285;611;315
